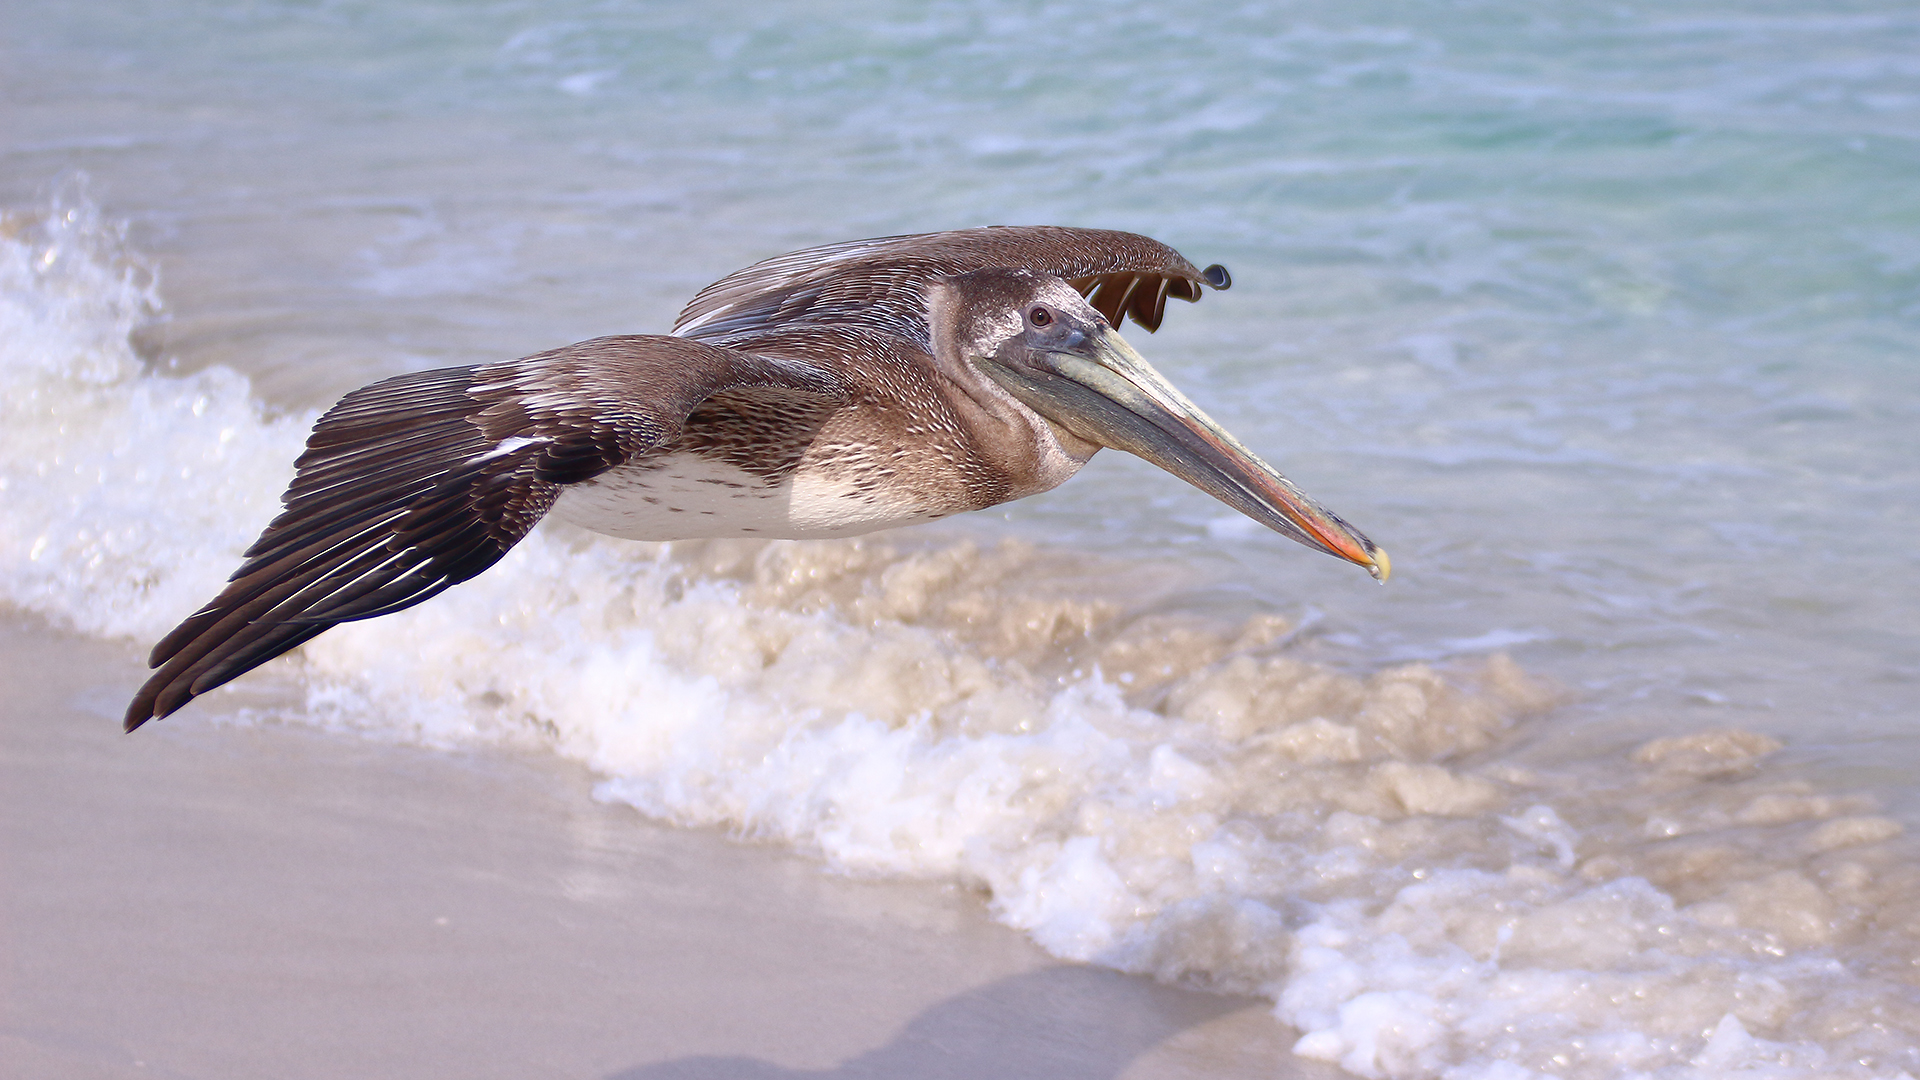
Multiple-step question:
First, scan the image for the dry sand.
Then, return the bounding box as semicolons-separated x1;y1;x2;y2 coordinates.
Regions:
0;616;1336;1079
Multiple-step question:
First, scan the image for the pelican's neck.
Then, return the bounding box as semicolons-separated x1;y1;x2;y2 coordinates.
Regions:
924;278;1098;500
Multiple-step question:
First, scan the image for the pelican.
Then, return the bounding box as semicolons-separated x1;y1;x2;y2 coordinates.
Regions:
124;226;1387;731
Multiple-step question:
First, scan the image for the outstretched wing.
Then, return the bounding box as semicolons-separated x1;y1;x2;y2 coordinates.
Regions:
672;225;1231;345
126;335;848;730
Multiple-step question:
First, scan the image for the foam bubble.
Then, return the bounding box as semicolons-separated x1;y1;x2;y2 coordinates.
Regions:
5;199;1918;1080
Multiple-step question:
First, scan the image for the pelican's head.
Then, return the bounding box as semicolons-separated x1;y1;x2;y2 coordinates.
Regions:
930;268;1388;580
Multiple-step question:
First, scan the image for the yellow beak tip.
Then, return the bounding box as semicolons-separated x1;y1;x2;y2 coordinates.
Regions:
1369;546;1391;582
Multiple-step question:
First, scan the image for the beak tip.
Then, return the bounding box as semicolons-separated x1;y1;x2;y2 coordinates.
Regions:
1367;545;1391;582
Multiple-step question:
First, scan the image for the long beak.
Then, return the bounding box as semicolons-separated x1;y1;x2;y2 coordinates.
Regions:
981;327;1389;580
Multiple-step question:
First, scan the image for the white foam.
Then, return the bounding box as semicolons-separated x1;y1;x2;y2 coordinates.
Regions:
0;197;310;643
5;200;1918;1080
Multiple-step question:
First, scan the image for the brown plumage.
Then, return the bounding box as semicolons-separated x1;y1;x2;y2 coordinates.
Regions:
672;225;1213;341
126;225;1383;732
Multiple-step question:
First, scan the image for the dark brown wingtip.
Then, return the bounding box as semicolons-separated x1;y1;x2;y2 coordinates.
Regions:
125;657;203;732
1069;265;1227;334
123;682;163;733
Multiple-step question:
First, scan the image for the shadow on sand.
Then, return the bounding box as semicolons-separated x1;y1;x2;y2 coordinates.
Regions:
609;965;1258;1080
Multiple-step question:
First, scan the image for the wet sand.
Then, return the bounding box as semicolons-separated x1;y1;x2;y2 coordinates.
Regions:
0;616;1334;1080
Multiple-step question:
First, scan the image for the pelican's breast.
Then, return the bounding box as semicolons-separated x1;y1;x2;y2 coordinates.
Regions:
548;386;967;541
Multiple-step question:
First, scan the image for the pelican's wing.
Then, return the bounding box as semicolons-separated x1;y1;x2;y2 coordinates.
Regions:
125;335;847;730
673;226;1231;343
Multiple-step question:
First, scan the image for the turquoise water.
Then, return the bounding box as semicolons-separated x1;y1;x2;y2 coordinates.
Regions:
5;2;1919;1076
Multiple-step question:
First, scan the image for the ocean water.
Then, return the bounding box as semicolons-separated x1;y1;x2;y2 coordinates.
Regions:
4;1;1919;1077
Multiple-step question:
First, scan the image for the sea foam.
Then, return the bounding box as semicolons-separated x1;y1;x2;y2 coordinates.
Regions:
4;201;1917;1080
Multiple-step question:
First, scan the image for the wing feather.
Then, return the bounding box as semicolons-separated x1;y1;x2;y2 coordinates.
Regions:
673;225;1229;343
126;334;849;730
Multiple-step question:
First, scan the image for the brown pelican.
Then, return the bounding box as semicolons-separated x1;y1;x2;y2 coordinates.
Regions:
124;226;1387;731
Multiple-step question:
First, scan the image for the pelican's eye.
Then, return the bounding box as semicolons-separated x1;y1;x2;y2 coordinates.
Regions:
1027;306;1053;328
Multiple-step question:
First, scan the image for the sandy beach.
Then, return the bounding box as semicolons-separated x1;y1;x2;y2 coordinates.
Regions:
1;615;1335;1079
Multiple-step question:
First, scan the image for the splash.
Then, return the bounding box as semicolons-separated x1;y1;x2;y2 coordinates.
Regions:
3;198;1916;1080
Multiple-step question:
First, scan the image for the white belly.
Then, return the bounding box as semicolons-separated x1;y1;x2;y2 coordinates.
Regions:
548;453;947;541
